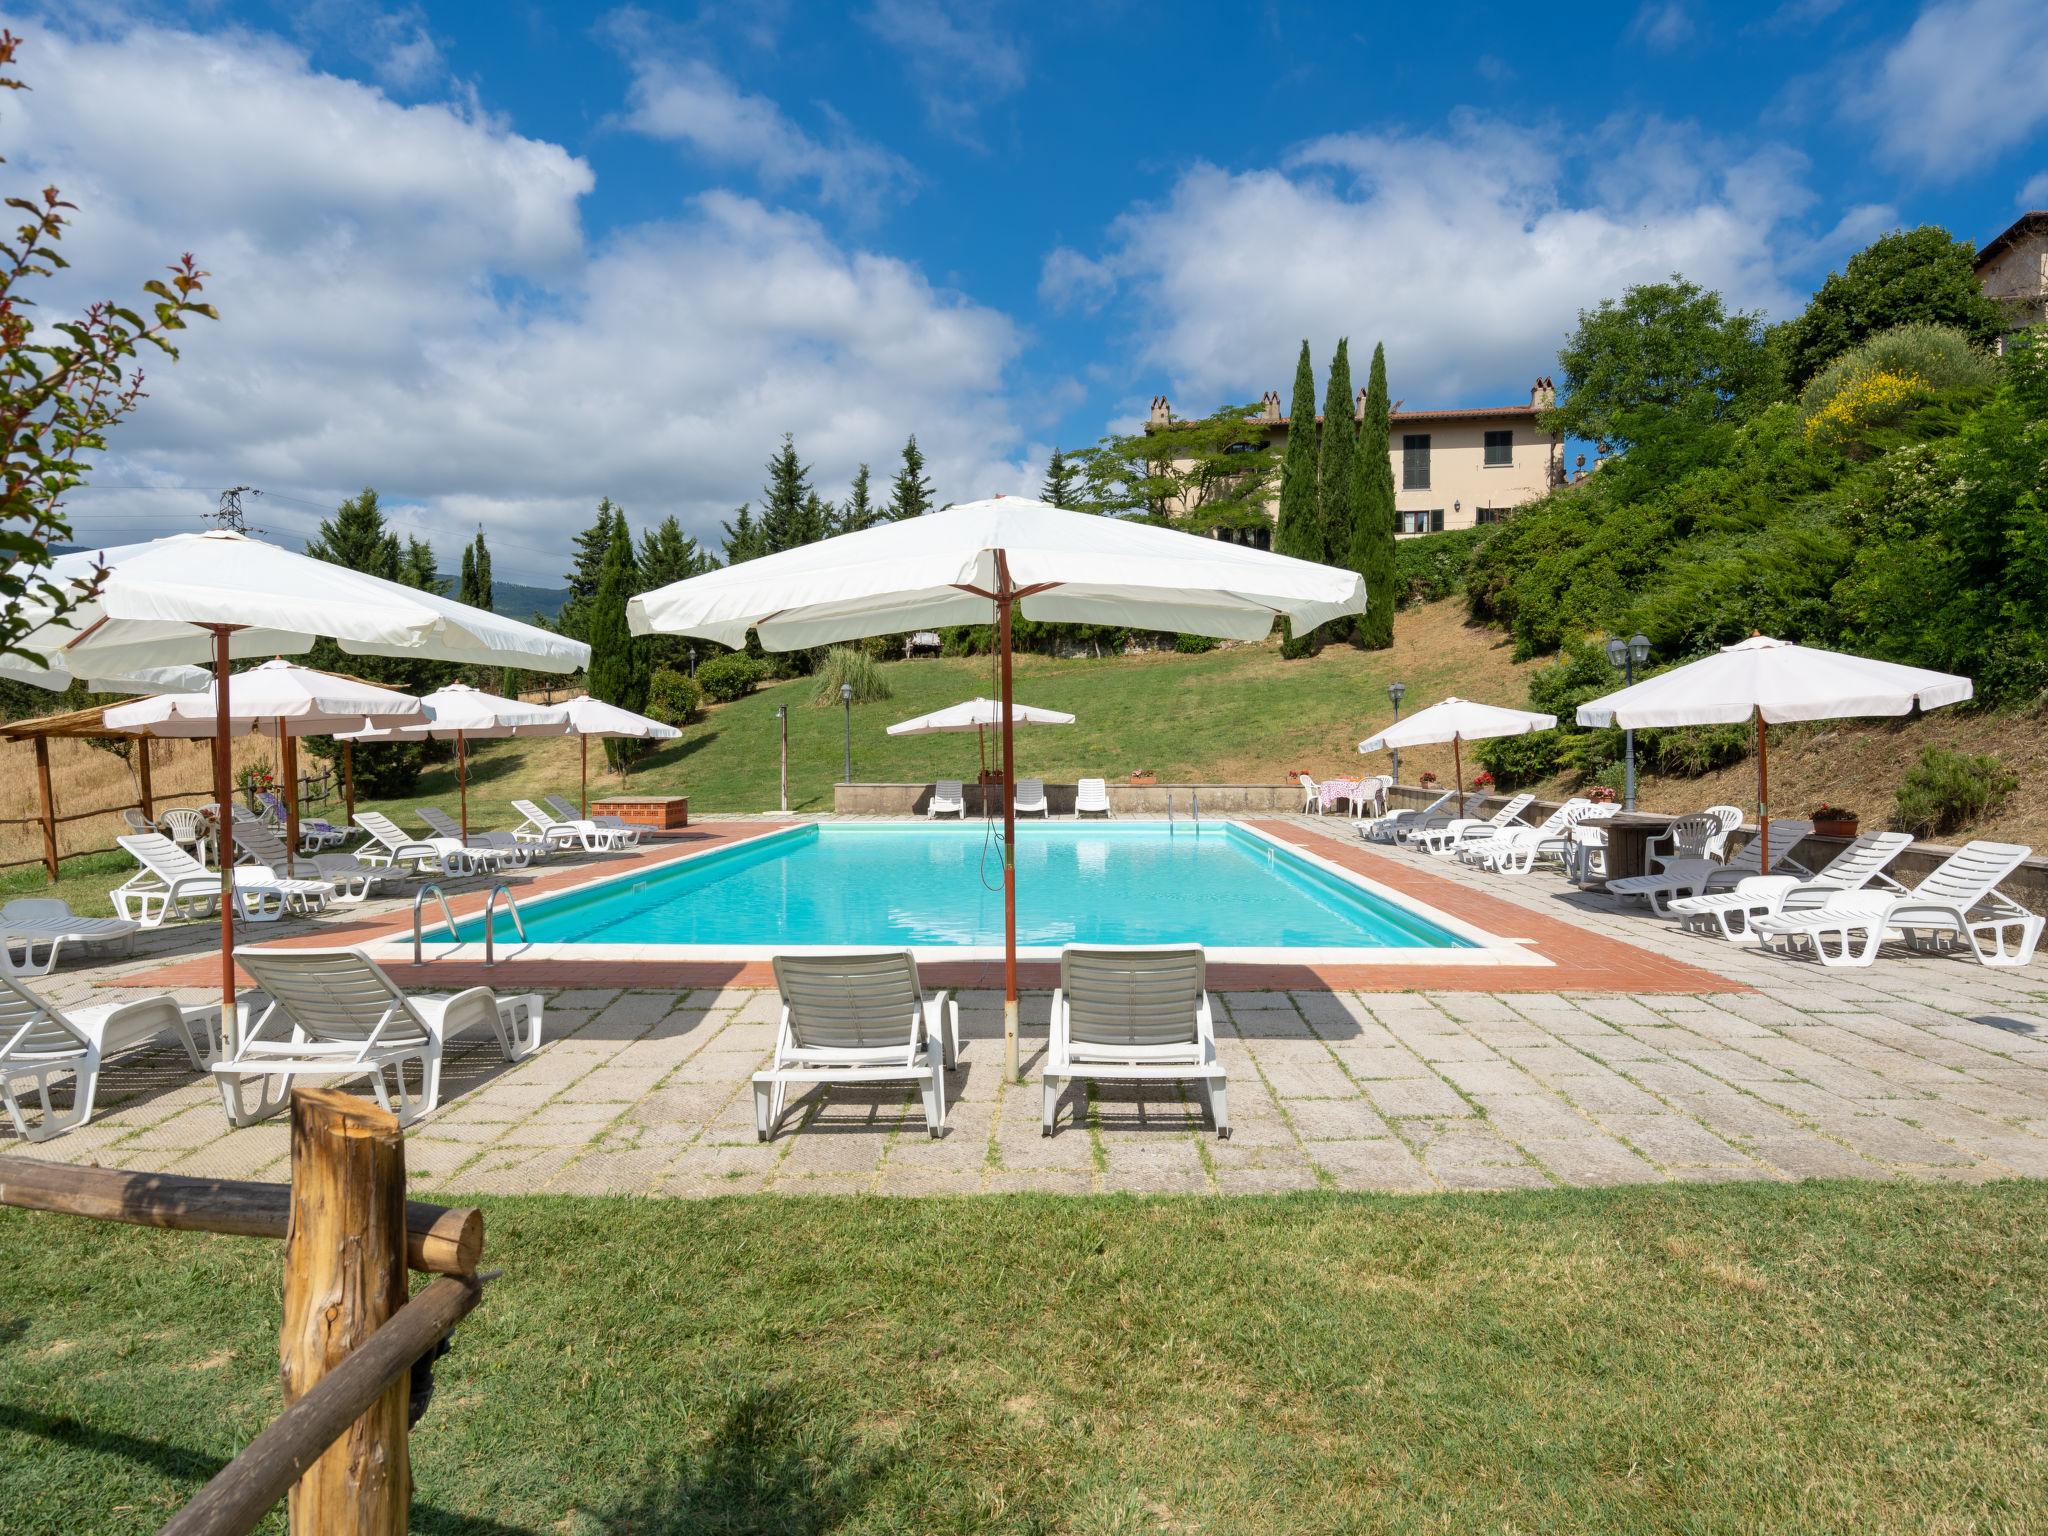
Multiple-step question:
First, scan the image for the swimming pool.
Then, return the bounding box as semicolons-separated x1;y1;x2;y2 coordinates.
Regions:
430;821;1531;965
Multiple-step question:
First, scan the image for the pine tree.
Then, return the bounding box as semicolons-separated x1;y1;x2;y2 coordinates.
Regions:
721;502;764;565
306;488;401;581
1040;446;1080;508
585;523;649;769
1350;341;1398;649
559;498;622;641
757;433;822;553
803;490;834;544
1316;339;1358;572
638;514;712;674
886;434;934;520
840;463;878;532
400;537;442;594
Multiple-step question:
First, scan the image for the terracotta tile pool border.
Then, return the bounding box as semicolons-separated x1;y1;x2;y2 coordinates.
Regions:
108;816;1746;996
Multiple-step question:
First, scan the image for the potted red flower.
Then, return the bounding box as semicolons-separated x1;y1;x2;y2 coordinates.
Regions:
1129;770;1158;786
1471;771;1496;791
1419;770;1439;788
1812;802;1859;838
1589;784;1618;804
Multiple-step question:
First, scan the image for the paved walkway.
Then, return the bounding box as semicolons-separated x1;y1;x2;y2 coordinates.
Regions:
10;817;2048;1197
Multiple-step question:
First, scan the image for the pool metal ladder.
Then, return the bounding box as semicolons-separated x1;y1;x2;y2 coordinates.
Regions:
412;881;529;968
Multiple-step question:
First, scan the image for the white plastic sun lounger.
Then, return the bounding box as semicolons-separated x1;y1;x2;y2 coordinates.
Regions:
417;808;533;869
1358;789;1454;844
1043;944;1228;1139
1752;840;2044;969
1605;820;1814;914
753;951;958;1141
927;780;967;819
0;973;207;1141
356;810;500;874
1668;832;1913;940
1461;799;1593;873
232;820;407;904
1013;779;1050;817
511;800;630;853
113;834;301;928
258;791;347;850
213;946;544;1127
544;795;644;846
1074;778;1112;818
1411;793;1536;855
0;899;139;977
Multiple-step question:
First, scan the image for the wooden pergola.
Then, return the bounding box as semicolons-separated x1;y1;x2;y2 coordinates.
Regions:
0;703;361;880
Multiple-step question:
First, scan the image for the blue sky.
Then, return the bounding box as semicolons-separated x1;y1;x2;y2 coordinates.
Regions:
13;0;2047;583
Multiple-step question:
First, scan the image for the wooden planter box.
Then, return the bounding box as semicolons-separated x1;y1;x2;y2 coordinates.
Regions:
1813;818;1858;840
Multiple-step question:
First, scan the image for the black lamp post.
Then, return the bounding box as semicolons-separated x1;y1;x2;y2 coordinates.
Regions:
1387;679;1406;785
1604;633;1651;810
840;681;854;784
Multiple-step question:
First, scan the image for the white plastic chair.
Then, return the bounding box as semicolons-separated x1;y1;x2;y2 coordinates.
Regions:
214;946;543;1127
1299;775;1321;815
156;806;213;863
1670;832;1913;940
0;899;139;976
1044;945;1227;1139
1013;779;1050;817
927;781;967;819
1074;778;1112;818
357;810;501;873
0;973;206;1141
753;951;958;1141
1753;841;2044;969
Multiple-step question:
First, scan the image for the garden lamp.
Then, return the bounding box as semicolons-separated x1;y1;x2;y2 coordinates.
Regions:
841;681;854;784
1604;633;1651;809
1387;680;1406;785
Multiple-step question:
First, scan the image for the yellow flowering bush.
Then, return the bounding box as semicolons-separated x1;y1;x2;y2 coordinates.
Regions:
1804;368;1926;454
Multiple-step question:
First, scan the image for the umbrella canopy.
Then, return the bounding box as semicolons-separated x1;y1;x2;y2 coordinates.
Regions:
1358;697;1556;817
630;494;1366;1077
886;697;1076;734
553;695;683;816
1576;635;1973;863
2;532;589;1036
341;684;570;839
0;655;213;695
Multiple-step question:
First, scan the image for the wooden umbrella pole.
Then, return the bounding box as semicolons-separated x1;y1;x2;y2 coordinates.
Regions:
208;626;242;1046
1453;734;1464;818
581;735;589;818
342;739;355;828
997;552;1019;1082
279;719;299;865
458;732;469;842
1756;706;1770;870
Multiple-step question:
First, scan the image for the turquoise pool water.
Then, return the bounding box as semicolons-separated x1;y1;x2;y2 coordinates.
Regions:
451;822;1474;951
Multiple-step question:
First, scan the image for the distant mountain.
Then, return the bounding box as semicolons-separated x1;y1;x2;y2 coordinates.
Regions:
491;580;571;623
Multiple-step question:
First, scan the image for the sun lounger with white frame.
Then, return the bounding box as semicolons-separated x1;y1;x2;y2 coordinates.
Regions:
1751;840;2044;969
1074;778;1112;818
543;794;644;846
1410;793;1536;855
1460;799;1592;873
0;899;139;976
1013;778;1049;817
753;951;958;1141
510;799;630;853
1043;944;1228;1139
1357;789;1453;844
232;821;405;904
212;946;543;1127
1603;820;1814;914
1668;832;1913;940
0;973;208;1141
927;780;967;818
417;808;536;868
356;810;501;874
113;833;311;927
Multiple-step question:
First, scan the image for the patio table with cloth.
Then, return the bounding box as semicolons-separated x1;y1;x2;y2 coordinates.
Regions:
1319;779;1368;813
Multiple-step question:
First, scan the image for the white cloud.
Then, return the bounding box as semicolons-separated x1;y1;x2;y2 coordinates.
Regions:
861;0;1025;140
1627;2;1694;51
1849;0;2048;180
2023;170;2048;206
1070;117;1810;409
13;17;1029;579
1038;246;1116;313
608;15;916;210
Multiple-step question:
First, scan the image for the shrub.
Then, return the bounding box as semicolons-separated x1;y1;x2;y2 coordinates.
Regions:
1800;323;1996;417
1642;723;1751;778
1472;731;1560;790
1891;746;2018;839
696;653;762;703
1393;525;1489;606
811;646;893;705
646;668;702;726
1173;633;1218;653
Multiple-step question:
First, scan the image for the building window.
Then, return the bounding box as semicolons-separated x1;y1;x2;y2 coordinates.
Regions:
1483;429;1513;466
1402;433;1431;490
1475;505;1509;526
1211;523;1270;550
1399;510;1444;536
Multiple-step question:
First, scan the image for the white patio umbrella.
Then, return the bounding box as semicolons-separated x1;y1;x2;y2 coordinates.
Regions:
1575;634;1973;864
886;696;1075;783
1358;697;1557;817
554;695;682;816
630;495;1365;1077
0;655;214;695
4;531;587;1029
103;659;427;855
340;684;570;839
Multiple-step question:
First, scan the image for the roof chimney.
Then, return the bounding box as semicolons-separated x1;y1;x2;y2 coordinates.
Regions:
1354;386;1368;423
1260;390;1281;423
1149;395;1171;426
1532;376;1556;410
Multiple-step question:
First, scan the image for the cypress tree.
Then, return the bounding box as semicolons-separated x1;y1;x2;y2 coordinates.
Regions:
1316;338;1358;570
472;530;492;611
886;434;934;520
458;542;478;607
840;463;878;532
1272;343;1321;657
1040;446;1080;508
586;523;649;769
1350;341;1397;648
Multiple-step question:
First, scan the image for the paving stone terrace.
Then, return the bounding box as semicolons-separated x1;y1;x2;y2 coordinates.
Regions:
10;815;2048;1197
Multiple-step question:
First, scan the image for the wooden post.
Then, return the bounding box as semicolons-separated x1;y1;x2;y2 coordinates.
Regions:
343;740;356;827
1755;707;1770;870
33;736;57;881
137;739;156;823
996;553;1018;1083
580;735;588;819
457;732;468;842
281;726;301;865
282;1087;411;1535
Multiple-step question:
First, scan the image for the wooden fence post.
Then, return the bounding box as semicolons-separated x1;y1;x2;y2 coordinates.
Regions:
33;737;57;880
282;1087;411;1535
137;740;155;823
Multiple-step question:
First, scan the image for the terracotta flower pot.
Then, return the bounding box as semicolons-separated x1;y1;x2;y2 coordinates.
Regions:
1129;773;1157;786
1814;817;1859;839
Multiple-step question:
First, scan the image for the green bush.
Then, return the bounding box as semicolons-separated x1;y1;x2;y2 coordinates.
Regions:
1891;746;2018;839
811;646;893;705
646;668;702;726
1174;633;1218;653
1799;323;1997;418
1641;723;1751;778
1393;525;1489;606
1471;730;1560;790
695;653;762;703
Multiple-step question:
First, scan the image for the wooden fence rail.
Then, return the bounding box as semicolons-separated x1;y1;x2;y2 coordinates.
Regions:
0;1088;484;1534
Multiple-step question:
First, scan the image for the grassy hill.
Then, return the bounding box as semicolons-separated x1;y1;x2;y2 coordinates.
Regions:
490;579;571;623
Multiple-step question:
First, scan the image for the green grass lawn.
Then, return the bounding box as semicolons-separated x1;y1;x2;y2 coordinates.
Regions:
6;1182;2048;1533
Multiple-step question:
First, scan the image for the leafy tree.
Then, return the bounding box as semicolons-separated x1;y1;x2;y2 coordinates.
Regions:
1040;446;1080;508
585;518;649;768
721;502;764;565
1070;402;1278;530
1273;341;1322;657
886;434;934;521
759;433;823;552
1349;340;1397;648
1316;338;1358;573
840;463;879;532
306;488;402;579
1551;278;1777;491
0;31;217;665
1778;226;2006;390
